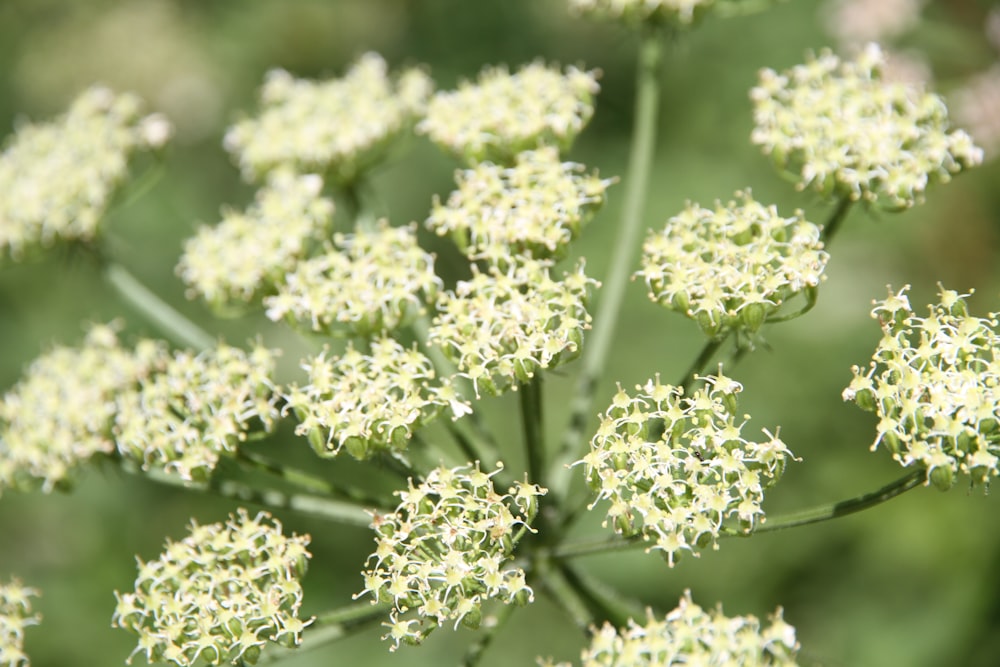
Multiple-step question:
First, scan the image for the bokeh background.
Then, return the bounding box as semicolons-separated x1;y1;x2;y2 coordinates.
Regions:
2;1;1000;665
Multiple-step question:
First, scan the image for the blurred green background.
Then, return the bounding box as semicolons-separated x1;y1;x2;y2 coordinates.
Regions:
2;1;1000;665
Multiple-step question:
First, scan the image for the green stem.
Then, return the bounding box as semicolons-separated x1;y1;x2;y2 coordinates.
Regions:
461;601;516;667
726;469;926;535
550;25;666;505
819;196;854;246
255;602;389;664
551;469;926;558
521;375;545;488
104;262;215;350
556;561;643;629
235;450;392;510
677;336;725;393
130;462;374;527
536;556;594;632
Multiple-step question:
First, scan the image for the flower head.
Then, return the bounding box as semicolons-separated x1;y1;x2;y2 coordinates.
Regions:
843;285;1000;491
264;221;441;338
0;86;170;260
568;0;718;25
112;509;312;666
429;258;598;398
114;343;281;483
177;171;334;311
751;43;983;210
284;337;469;461
0;578;41;667
418;62;599;164
0;323;166;495
548;590;799;666
576;373;794;565
224;53;432;183
355;462;545;650
636;191;828;338
427;147;614;265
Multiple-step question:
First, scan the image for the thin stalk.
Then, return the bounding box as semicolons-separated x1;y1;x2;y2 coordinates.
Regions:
255;602;390;664
557;561;644;628
131;463;374;527
550;470;926;559
104;263;215;350
726;469;925;535
677;336;725;392
521;375;545;488
819;196;854;245
235;450;392;510
551;25;666;504
461;601;516;667
536;556;594;632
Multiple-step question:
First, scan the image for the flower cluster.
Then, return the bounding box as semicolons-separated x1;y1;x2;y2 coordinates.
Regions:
751;43;983;210
427;147;614;265
224;52;432;182
543;590;799;667
114;343;281;483
355;463;545;650
843;285;1000;491
567;0;717;25
284;337;469;461
177;171;334;311
429;258;598;397
418;62;599;164
577;374;794;565
264;222;441;337
0;324;165;496
0;578;41;667
635;191;829;338
0;85;170;260
112;509;312;666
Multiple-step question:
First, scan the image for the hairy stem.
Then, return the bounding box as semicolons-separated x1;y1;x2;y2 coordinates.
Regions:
550;25;666;504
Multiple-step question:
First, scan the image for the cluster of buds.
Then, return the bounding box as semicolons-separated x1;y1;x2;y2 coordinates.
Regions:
284;337;470;461
224;52;432;183
843;285;1000;491
0;323;165;495
177;171;334;311
567;0;718;25
112;509;312;666
427;147;614;265
0;578;41;667
636;190;828;338
114;343;281;483
418;62;600;164
751;43;983;210
0;85;170;259
264;222;441;338
429;258;598;397
543;590;799;666
576;373;794;565
355;463;545;650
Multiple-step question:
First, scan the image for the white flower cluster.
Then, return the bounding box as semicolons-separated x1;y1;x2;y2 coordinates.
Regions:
543;590;799;667
567;0;717;25
636;191;828;338
751;44;983;210
429;258;598;398
355;463;545;650
284;337;470;461
264;222;441;337
427;147;614;265
114;343;281;483
177;171;334;311
0;85;170;259
418;62;599;164
224;52;432;182
843;285;1000;491
577;374;794;565
0;578;41;667
112;509;312;666
0;324;165;495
